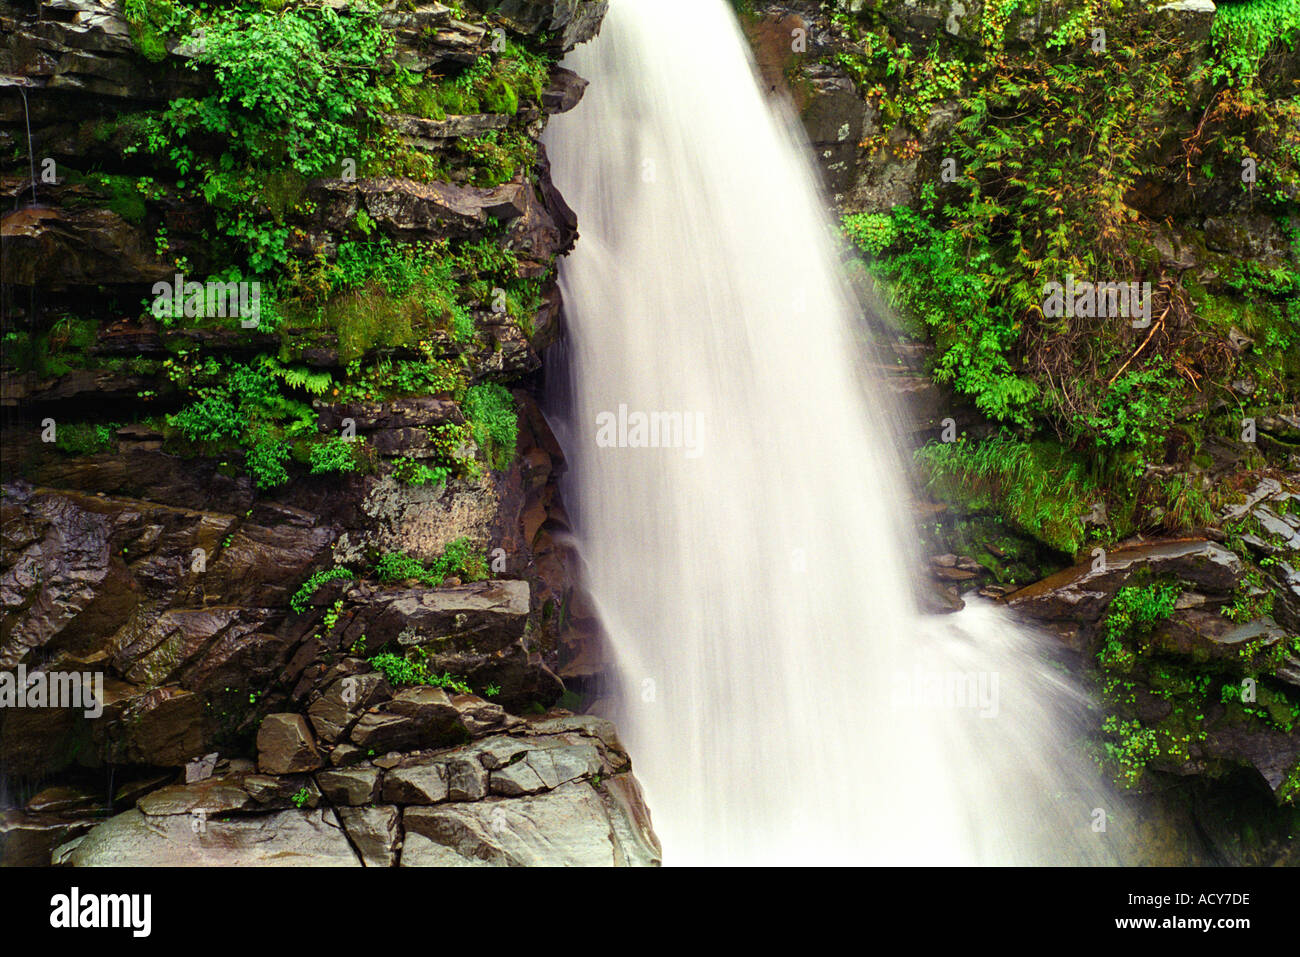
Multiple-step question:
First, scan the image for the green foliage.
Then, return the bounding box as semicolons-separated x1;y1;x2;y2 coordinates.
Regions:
166;355;318;489
392;457;452;487
244;428;292;489
151;2;394;270
845;201;1038;426
367;647;472;694
1221;568;1275;624
171;3;392;178
390;42;549;120
290;787;312;809
463;383;518;470
1211;0;1300;83
292;239;474;360
291;567;356;615
123;0;187;63
914;434;1100;554
374;537;488;587
309;437;366;475
1098;583;1181;673
1079;362;1186;464
53;422;117;456
338;355;463;402
1100;715;1161;789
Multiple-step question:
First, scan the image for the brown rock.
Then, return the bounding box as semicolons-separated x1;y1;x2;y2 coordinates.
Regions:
257;714;323;774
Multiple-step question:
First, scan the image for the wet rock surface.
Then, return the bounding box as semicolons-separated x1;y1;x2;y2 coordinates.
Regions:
59;711;659;867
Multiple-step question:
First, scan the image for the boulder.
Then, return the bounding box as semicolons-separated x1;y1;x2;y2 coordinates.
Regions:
401;779;658;866
318;767;382;806
62;808;359;866
337;805;401;867
256;714;323;775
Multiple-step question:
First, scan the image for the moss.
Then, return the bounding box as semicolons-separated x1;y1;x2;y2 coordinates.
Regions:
123;0;187;63
53;423;117;456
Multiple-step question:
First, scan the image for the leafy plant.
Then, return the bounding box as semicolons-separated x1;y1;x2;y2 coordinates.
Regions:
291;567;356;615
368;648;472;694
374;537;488;587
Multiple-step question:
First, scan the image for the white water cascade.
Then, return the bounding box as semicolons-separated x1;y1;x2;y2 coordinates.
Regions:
543;0;1122;865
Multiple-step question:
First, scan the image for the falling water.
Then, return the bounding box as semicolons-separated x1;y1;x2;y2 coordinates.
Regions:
543;0;1123;865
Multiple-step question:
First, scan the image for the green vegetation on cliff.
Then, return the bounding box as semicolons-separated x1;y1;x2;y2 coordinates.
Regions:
833;0;1299;556
10;1;554;495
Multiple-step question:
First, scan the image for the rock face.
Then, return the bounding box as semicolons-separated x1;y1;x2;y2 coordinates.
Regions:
0;0;653;866
60;712;660;867
1004;482;1300;804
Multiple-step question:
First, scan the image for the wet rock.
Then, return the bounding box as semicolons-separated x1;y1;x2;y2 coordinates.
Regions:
337;805;401;867
318;767;381;806
329;743;367;768
489;742;601;796
308;672;392;744
402;779;656;866
449;693;520;736
381;757;450;804
257;714;323;775
311;176;531;240
0;810;96;867
464;0;608;50
242;774;320;810
0;205;171;287
137;780;255;817
110;685;209;767
1006;539;1242;628
23;784;101;815
350;687;465;753
542;67;588;113
339;581;560;708
64;808;358;866
446;754;489;801
1204;213;1294;271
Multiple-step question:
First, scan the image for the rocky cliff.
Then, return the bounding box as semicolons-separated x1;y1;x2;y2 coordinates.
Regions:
0;0;660;867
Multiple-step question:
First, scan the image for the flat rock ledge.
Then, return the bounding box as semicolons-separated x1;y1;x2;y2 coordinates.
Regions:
57;713;660;867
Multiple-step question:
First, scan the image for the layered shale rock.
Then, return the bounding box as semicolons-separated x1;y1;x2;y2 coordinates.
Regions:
58;711;659;867
0;0;645;865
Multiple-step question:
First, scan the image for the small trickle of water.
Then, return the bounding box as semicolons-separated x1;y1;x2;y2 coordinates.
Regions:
544;0;1124;865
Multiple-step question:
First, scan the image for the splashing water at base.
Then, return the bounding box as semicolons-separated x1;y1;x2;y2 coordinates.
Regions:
543;0;1124;865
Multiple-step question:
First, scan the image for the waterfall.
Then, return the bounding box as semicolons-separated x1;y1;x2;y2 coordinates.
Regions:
543;0;1122;865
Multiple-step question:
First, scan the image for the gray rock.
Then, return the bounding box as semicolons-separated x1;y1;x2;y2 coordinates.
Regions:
66;809;359;866
137;781;254;817
490;743;601;796
242;775;321;809
1007;540;1243;625
446;755;489;801
350;687;466;752
337;806;401;867
464;0;608;49
402;780;658;867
